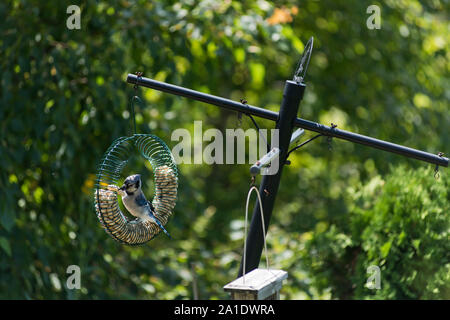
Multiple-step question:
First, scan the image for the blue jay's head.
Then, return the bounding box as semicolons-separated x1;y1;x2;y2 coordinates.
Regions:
120;174;141;194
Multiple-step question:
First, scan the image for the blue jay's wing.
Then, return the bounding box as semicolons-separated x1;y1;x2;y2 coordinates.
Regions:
133;195;170;239
135;193;148;207
134;192;171;238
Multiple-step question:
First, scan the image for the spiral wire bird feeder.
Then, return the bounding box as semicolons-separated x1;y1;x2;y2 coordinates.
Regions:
94;81;178;245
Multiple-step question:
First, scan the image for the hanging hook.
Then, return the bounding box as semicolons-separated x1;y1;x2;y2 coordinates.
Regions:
129;96;140;135
236;99;247;128
327;123;338;151
134;71;143;90
129;72;144;135
434;152;444;180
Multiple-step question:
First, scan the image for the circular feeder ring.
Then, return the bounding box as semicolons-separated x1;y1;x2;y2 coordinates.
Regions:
94;134;178;245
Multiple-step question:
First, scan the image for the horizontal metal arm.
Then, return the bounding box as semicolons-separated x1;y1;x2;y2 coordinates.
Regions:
127;74;278;121
127;74;448;167
294;118;448;167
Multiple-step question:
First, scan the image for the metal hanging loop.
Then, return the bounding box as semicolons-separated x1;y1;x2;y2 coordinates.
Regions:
129;72;145;135
242;180;270;284
129;95;143;135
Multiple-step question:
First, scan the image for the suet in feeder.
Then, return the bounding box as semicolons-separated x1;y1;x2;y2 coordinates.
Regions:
224;269;288;300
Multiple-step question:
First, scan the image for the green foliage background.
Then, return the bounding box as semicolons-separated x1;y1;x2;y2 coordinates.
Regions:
0;0;448;299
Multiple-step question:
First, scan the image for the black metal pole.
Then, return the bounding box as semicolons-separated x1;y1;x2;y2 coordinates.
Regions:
237;80;306;276
127;74;448;167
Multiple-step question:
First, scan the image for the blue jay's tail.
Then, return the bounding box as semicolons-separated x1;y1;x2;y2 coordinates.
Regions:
148;213;172;239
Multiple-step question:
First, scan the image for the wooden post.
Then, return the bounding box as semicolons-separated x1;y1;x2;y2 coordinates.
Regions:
224;269;288;300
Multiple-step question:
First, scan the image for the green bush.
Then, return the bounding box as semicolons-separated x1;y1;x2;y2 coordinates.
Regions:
302;166;449;299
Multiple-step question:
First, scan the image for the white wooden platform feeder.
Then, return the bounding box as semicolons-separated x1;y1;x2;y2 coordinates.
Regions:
224;269;288;300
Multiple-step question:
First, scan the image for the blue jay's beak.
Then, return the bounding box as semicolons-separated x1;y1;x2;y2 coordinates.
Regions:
119;184;126;191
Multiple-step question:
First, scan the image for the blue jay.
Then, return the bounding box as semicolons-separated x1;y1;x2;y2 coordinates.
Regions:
118;174;172;239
